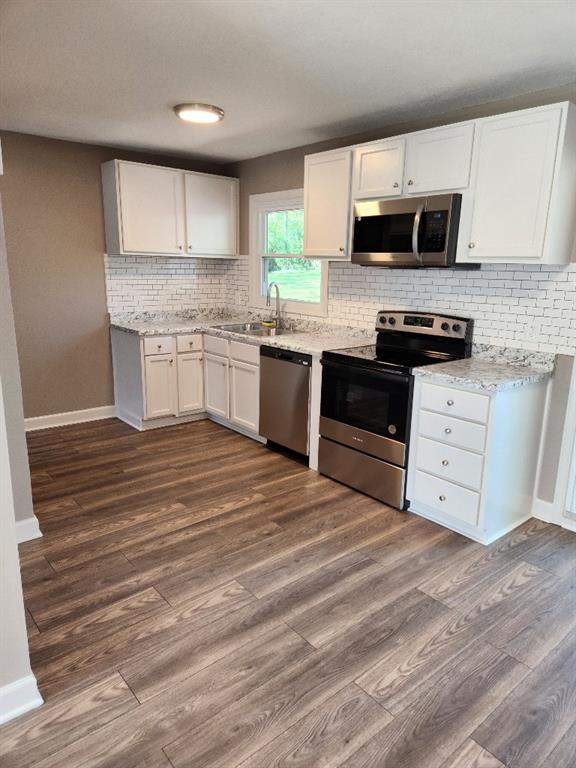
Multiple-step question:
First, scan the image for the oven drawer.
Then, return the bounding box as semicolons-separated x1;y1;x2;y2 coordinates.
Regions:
415;436;484;491
420;382;490;424
319;438;405;508
413;470;480;526
418;410;486;453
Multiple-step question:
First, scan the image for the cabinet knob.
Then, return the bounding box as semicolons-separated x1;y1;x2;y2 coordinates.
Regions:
468;242;476;249
446;399;454;406
157;344;162;350
407;179;414;186
442;459;449;466
444;427;452;434
189;341;193;347
188;245;193;251
339;247;345;253
393;182;399;188
169;359;174;365
178;245;183;251
439;495;446;502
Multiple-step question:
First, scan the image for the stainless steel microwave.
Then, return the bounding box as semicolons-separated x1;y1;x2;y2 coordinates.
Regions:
352;193;469;268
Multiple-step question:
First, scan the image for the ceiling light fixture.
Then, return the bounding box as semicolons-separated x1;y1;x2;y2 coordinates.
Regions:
173;103;225;124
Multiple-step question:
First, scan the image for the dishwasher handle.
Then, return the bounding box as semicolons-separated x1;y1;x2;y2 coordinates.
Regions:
260;345;311;366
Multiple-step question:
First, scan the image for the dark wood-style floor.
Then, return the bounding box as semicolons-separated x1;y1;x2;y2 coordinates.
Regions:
2;418;575;767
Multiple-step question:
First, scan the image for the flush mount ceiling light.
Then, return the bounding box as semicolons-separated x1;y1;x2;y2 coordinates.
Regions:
173;103;225;124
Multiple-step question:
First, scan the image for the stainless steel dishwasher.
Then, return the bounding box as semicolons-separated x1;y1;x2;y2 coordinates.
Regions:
259;346;312;457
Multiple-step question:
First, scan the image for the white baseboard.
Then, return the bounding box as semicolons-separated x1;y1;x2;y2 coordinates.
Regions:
0;674;43;725
25;405;116;432
533;499;576;532
15;516;42;543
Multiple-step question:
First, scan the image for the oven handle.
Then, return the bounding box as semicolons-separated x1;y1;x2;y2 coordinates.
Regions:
320;358;411;385
412;202;425;263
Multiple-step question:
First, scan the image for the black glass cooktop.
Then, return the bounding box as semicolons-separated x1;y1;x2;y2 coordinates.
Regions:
323;344;456;374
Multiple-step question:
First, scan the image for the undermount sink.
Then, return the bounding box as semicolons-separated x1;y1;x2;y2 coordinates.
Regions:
213;322;281;337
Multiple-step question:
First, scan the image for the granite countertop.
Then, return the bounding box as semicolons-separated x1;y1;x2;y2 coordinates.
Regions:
110;314;374;357
414;357;553;392
110;312;557;389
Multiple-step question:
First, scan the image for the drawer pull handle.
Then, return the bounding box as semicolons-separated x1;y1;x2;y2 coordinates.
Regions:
442;459;449;466
446;399;454;406
444;427;452;434
439;495;446;502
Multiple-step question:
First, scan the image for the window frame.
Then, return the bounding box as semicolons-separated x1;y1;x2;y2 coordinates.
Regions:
249;190;328;317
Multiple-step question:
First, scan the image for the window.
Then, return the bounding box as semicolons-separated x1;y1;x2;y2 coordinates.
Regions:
249;190;327;315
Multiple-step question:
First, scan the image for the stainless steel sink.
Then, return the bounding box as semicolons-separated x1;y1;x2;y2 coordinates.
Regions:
213;322;280;337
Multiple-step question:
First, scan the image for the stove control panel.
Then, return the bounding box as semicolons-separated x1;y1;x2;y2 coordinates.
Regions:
376;312;471;340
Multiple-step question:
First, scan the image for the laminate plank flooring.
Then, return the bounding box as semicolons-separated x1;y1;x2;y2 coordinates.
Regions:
2;417;575;768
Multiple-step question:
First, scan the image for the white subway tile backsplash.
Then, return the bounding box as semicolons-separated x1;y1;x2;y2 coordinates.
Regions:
104;255;576;355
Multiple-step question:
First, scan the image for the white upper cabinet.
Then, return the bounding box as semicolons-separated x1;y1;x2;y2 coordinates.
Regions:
353;139;405;199
101;160;238;258
114;162;185;255
462;105;574;264
303;149;352;259
404;123;474;194
184;173;238;258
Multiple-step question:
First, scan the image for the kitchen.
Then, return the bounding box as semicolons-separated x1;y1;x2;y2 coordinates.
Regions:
1;2;575;766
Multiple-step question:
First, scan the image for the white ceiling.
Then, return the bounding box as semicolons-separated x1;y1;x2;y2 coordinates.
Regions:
1;0;575;162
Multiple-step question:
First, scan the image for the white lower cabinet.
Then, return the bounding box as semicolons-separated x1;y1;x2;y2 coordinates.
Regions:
407;378;547;544
230;359;259;432
177;352;204;414
112;329;259;437
144;355;177;419
204;352;230;419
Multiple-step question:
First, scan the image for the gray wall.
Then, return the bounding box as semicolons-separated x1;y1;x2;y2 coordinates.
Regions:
225;82;576;254
0;133;225;419
0;193;37;708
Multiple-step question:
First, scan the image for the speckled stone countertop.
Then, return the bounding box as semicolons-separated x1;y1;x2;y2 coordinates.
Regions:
110;312;559;388
110;311;374;357
414;344;555;393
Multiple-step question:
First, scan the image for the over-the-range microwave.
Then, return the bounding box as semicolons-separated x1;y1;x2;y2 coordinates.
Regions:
351;193;478;268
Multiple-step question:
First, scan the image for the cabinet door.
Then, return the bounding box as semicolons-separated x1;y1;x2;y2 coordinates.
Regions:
184;173;237;257
177;352;204;414
303;150;352;259
204;353;229;419
404;124;474;194
144;354;176;419
118;162;185;255
465;108;562;262
352;139;405;199
230;360;259;433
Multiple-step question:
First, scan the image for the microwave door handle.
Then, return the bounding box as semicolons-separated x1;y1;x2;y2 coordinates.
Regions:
412;203;425;263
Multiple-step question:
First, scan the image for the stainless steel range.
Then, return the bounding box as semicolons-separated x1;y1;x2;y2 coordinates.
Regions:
318;311;473;509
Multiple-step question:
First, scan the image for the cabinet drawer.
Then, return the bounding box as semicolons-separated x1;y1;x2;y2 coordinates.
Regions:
420;382;490;423
415;436;484;490
176;334;202;353
143;336;175;356
413;470;480;526
229;340;260;365
204;335;229;357
418;410;486;453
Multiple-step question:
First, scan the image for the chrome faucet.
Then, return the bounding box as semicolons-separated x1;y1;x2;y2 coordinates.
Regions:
266;282;281;329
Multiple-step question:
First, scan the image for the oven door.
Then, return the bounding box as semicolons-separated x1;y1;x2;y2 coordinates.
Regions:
320;359;411;466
